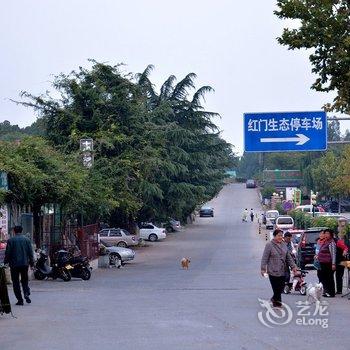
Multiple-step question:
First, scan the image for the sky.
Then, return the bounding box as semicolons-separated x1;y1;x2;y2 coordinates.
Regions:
0;0;343;154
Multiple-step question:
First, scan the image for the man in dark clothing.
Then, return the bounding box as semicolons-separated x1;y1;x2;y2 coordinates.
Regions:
4;226;34;305
250;209;254;222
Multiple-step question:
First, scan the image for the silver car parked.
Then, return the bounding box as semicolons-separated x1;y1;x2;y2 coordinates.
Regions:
100;241;136;266
98;228;138;248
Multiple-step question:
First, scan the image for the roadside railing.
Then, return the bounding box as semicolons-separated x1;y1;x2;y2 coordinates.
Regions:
42;223;100;261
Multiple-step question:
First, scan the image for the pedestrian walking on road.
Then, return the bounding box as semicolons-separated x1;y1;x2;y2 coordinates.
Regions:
242;208;248;222
250;209;254;222
261;229;297;308
318;229;336;298
334;234;348;294
4;226;34;305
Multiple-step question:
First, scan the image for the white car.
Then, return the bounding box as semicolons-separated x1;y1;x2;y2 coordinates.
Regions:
275;216;294;232
139;223;167;242
295;205;321;214
265;210;279;229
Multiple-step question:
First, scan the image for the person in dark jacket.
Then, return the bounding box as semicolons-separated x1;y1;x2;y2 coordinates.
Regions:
4;226;34;305
261;229;297;307
250;209;255;222
318;229;336;297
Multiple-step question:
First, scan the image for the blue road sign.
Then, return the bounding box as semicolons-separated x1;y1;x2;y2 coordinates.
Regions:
244;111;327;152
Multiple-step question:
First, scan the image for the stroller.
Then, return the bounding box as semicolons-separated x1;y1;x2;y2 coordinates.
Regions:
284;269;308;295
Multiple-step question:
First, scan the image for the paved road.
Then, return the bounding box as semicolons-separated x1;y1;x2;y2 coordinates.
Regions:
2;184;349;350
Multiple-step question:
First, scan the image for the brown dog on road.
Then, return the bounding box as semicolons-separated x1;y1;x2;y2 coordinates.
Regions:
181;257;191;269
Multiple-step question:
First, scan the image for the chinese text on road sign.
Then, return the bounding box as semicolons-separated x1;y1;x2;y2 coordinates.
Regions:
244;111;327;152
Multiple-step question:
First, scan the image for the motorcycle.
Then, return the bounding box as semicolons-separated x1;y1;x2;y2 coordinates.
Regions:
55;249;92;280
34;250;72;282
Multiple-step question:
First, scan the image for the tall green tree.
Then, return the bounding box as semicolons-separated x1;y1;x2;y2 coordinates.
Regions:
330;146;350;196
327;119;341;141
309;151;340;197
20;62;150;226
18;62;235;225
237;153;261;179
136;66;235;221
275;0;350;113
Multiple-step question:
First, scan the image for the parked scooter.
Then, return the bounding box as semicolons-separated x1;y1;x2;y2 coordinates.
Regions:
34;250;72;282
55;249;92;280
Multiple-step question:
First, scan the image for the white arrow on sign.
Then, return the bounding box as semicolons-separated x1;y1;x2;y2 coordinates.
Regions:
260;134;310;146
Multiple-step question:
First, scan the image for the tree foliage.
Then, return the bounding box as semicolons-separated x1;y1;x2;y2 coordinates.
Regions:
18;62;235;225
290;209;339;231
0;120;45;141
0;137;115;216
309;151;340;197
303;146;350;198
135;66;236;220
275;0;350;113
0;137;116;244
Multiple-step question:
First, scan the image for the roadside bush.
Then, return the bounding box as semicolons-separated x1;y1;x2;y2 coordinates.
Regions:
276;203;286;215
290;210;305;228
303;215;313;229
290;210;339;231
311;216;338;232
261;185;276;199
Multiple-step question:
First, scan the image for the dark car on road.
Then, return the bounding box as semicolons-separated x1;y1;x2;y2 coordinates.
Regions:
296;227;327;269
199;206;214;217
245;179;257;188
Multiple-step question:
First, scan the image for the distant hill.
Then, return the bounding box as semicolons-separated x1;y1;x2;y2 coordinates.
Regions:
0;119;45;141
